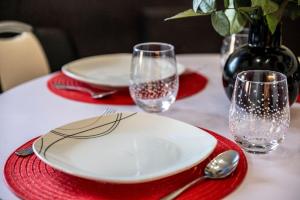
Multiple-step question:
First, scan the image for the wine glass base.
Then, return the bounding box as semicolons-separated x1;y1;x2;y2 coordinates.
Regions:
234;135;284;154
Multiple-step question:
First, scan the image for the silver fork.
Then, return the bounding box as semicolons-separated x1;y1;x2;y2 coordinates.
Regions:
54;83;117;99
15;108;116;157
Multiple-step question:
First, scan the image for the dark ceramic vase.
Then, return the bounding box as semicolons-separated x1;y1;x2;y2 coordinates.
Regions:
222;20;300;105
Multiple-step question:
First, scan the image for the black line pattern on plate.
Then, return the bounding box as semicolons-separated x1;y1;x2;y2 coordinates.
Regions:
50;113;123;139
56;116;103;131
55;107;116;131
42;113;137;159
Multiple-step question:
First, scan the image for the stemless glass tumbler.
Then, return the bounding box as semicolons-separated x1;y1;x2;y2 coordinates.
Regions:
220;29;248;68
129;42;179;113
229;70;290;154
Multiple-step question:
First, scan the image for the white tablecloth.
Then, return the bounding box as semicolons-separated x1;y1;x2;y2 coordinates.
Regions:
1;54;300;200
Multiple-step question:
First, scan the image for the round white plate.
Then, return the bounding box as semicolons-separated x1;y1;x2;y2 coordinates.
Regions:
33;112;217;183
61;53;186;89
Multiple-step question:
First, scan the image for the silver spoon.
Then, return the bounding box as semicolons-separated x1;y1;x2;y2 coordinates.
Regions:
160;150;240;200
54;83;117;99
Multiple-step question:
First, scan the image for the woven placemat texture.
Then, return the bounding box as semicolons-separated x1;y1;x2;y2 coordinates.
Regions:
47;72;208;105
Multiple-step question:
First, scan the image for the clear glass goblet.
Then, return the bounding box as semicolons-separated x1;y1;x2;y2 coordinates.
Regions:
229;70;290;154
129;42;179;113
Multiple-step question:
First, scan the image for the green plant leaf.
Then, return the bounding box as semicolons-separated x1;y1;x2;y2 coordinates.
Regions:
225;9;247;34
193;0;216;13
284;0;300;20
165;9;209;21
285;1;300;20
238;6;258;13
211;11;230;36
224;0;230;8
238;6;259;22
251;0;279;15
266;13;280;34
266;0;290;33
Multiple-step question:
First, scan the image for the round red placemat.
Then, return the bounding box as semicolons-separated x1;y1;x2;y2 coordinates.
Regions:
47;72;208;105
4;129;247;200
297;95;300;103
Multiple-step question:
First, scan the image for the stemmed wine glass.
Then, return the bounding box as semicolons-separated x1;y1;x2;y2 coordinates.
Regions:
129;42;179;113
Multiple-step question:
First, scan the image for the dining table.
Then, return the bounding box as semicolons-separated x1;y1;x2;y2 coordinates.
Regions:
1;54;300;200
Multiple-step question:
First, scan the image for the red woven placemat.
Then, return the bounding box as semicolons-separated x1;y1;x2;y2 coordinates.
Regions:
47;72;208;105
4;129;247;200
297;95;300;103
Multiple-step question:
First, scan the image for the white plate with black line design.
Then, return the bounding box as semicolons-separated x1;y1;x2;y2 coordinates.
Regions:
61;53;186;89
33;112;217;183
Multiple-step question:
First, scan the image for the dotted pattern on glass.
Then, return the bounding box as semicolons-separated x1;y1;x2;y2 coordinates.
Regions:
131;75;178;100
229;70;290;154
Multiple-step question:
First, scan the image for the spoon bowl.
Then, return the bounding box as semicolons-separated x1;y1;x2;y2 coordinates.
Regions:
161;150;240;200
204;150;240;179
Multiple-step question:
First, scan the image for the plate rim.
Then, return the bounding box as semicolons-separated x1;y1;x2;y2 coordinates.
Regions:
33;112;217;183
61;53;186;89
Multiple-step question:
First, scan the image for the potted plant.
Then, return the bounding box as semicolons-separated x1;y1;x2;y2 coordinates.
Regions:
167;0;300;104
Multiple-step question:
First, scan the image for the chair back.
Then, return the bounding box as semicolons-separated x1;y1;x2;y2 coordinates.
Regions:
0;21;49;91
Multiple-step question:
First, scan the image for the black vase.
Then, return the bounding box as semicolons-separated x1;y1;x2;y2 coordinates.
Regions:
222;20;300;105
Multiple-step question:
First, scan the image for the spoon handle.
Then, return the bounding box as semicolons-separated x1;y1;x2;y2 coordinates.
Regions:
160;176;206;200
